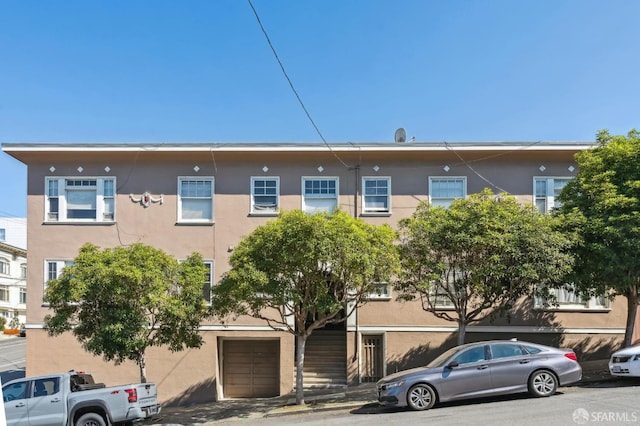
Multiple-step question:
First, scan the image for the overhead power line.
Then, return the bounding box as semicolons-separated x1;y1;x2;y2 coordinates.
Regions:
247;0;350;169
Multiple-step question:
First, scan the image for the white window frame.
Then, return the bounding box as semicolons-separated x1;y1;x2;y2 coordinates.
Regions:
0;228;5;241
430;267;465;309
177;177;214;223
429;177;467;208
534;177;572;213
44;260;74;300
44;177;116;223
302;177;339;214
0;258;9;275
202;261;214;305
362;177;391;214
0;285;8;302
367;282;391;300
19;288;27;304
535;285;609;311
250;177;280;215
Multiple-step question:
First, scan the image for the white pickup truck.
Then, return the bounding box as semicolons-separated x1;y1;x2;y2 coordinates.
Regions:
2;370;161;426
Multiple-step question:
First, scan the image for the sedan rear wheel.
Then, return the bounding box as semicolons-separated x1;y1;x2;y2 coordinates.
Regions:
406;383;436;411
528;370;557;397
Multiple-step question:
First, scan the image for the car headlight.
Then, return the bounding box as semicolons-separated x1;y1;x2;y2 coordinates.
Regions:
385;381;405;389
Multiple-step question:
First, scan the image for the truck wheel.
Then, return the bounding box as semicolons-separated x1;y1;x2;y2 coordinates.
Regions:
76;413;106;426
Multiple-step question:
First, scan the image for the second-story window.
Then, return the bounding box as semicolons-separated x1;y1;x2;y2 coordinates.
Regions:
202;262;213;304
178;177;214;223
362;177;391;214
429;177;466;208
0;228;5;241
302;177;338;214
251;177;279;214
45;177;116;222
0;286;8;302
534;177;571;213
0;258;9;275
44;260;74;297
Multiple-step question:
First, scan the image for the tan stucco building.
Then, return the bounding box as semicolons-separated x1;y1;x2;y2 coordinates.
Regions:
2;141;637;405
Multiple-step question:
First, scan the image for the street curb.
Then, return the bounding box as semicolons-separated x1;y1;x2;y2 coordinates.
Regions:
264;400;374;417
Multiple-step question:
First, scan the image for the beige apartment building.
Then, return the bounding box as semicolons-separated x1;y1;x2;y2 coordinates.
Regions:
2;141;636;405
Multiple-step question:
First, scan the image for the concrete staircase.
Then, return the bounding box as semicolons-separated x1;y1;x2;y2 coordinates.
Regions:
295;330;347;389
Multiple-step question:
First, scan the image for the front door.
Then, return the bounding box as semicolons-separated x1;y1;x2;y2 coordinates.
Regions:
2;379;30;426
27;377;65;426
438;345;493;400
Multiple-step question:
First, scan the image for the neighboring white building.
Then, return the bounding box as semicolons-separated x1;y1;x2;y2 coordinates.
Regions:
0;241;27;327
0;218;27;327
0;217;27;250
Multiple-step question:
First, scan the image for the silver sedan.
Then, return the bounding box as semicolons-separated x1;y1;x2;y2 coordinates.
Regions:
376;339;582;411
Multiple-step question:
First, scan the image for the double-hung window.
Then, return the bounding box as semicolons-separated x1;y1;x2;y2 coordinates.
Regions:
362;177;391;214
45;177;116;222
534;177;571;213
178;177;214;223
0;228;5;241
202;262;213;304
19;288;27;304
367;282;391;300
0;286;8;302
429;177;466;208
535;284;608;310
0;258;9;275
44;260;73;297
302;177;338;214
251;177;279;214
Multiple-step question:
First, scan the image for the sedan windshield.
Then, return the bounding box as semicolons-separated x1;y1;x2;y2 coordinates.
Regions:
426;346;464;368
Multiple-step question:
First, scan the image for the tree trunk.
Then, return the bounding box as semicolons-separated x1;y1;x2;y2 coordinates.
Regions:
295;335;306;405
623;287;639;347
139;352;147;383
457;321;466;346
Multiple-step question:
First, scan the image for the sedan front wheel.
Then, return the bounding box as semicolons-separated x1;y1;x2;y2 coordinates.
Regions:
406;383;436;410
528;370;558;397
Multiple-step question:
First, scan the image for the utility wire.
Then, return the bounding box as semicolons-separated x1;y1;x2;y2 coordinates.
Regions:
247;0;351;169
444;142;509;194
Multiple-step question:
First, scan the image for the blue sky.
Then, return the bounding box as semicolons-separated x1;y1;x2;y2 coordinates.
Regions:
1;0;639;218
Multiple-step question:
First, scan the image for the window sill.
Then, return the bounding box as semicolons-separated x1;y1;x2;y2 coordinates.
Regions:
248;212;279;217
535;306;611;313
175;221;215;226
366;296;392;301
43;221;115;226
360;212;392;217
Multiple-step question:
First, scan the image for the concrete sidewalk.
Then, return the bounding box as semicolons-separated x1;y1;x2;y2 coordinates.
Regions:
145;358;616;425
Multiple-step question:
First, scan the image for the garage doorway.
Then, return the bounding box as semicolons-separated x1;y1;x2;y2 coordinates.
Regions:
222;339;280;398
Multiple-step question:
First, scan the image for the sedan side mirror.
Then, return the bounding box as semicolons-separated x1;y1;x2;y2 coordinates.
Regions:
446;360;459;369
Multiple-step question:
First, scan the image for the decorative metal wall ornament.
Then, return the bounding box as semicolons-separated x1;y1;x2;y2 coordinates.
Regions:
129;192;164;208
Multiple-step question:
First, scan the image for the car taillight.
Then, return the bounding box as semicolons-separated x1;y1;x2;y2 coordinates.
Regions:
125;388;137;403
564;352;578;361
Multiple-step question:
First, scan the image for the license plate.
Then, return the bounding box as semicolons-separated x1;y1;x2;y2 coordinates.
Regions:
147;406;158;415
612;366;622;373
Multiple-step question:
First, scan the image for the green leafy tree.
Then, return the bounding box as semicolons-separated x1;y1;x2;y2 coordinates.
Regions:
212;210;399;405
556;129;640;347
44;243;209;383
396;189;572;345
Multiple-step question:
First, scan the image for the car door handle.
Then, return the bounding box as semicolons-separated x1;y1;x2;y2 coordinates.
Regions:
14;402;26;408
477;364;489;370
519;359;531;364
51;398;62;403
